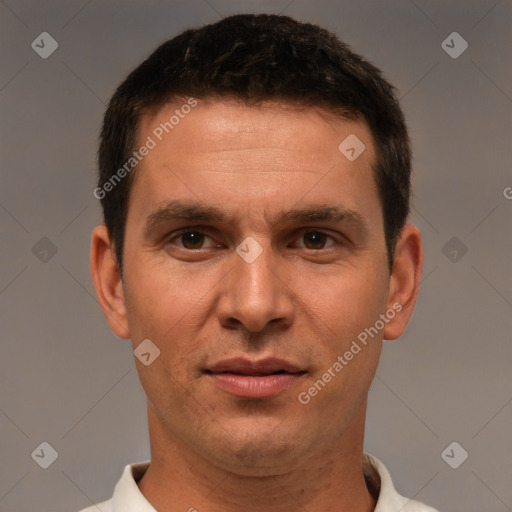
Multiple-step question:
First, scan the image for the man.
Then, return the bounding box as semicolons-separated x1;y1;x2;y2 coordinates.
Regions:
86;13;438;512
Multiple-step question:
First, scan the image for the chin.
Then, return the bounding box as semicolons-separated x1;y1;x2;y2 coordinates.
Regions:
207;417;308;472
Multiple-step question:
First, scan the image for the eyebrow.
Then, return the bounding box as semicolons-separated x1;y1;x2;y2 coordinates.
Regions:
143;199;368;236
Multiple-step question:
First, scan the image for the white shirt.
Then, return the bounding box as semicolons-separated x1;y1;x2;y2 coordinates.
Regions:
79;453;439;512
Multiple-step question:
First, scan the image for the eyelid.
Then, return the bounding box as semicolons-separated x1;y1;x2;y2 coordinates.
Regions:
167;227;345;251
291;229;340;249
167;227;218;249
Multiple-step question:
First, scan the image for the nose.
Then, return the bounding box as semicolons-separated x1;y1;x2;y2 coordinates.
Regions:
216;240;295;334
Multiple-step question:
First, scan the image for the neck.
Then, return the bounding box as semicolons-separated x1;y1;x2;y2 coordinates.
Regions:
138;404;377;512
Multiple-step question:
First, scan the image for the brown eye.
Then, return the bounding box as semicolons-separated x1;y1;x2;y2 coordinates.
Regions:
180;231;205;249
302;231;329;250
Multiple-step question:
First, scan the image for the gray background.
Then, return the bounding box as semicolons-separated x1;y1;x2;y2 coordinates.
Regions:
0;1;511;511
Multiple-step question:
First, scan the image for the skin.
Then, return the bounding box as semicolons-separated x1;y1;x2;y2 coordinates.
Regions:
91;98;422;512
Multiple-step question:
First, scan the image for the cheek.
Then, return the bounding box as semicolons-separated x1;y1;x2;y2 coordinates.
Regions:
123;255;204;340
122;260;211;378
297;262;389;338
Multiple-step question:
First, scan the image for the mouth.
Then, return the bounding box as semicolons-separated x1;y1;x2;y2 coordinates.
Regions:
205;358;307;399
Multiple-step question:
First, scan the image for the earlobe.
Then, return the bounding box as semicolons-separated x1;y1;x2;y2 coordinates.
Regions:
383;224;423;341
90;225;131;339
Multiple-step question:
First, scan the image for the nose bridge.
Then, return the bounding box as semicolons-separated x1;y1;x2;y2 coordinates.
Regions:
237;239;277;297
218;237;294;332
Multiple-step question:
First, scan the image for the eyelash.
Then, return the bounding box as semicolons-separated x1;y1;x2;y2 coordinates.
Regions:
166;228;341;251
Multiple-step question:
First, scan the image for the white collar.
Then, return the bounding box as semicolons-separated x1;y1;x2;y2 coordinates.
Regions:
85;452;438;512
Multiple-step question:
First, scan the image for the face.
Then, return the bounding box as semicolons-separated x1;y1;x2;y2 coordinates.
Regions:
101;98;408;474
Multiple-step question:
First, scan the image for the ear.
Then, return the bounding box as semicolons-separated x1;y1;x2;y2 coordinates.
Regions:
90;225;130;339
383;224;423;341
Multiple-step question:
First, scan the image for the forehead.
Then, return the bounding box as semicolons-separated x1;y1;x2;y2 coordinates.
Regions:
138;98;373;163
130;98;380;228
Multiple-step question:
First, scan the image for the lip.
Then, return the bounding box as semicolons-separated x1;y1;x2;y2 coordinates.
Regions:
205;357;306;399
